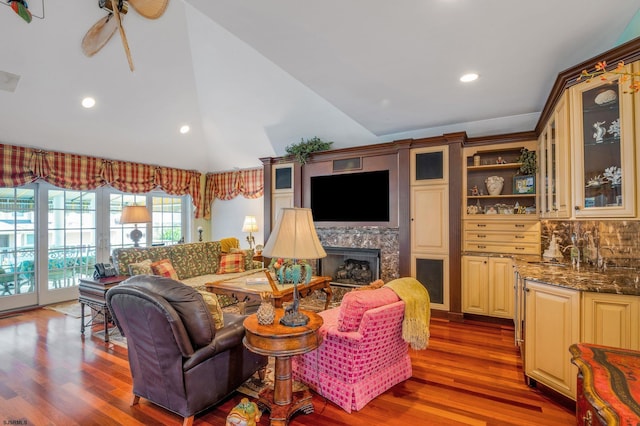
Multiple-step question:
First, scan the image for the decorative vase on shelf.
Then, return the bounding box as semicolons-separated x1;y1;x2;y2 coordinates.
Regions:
256;292;275;325
485;176;504;196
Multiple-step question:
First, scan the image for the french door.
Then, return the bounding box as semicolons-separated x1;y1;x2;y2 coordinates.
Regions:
0;185;189;312
0;186;38;311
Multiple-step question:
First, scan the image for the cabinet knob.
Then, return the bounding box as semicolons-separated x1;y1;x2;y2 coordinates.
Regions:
575;206;581;210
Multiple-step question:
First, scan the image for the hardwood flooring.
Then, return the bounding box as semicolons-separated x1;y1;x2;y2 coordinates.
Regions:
0;308;575;425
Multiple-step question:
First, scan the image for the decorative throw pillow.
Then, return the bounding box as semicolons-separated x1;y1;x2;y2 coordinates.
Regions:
230;248;255;270
220;237;240;253
150;259;179;280
128;259;153;276
337;287;400;332
217;253;246;274
197;290;224;329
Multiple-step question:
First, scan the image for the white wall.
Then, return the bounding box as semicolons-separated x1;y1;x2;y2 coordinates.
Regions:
210;196;264;249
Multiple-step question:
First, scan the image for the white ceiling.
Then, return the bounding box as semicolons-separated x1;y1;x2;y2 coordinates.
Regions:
1;0;639;172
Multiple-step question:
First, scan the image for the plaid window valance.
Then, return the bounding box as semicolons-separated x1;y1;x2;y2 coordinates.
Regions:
0;144;204;218
203;168;264;219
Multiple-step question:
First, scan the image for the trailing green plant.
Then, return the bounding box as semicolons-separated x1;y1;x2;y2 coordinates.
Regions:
517;148;537;175
285;137;333;164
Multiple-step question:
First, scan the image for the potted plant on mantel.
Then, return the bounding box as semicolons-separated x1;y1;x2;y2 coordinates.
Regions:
285;137;333;164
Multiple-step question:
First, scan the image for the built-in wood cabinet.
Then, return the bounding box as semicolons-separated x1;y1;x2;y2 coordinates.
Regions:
538;91;571;219
569;62;636;217
462;255;513;319
462;141;538;320
462;141;540;257
411;145;449;311
582;292;640;350
271;163;294;224
463;219;540;255
524;280;580;400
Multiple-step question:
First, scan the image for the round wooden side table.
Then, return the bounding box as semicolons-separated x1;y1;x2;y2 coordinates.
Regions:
243;308;323;426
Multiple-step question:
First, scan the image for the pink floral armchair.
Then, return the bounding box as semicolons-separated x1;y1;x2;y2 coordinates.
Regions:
292;286;412;413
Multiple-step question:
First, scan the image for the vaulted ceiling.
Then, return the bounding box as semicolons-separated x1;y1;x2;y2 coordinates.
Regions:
1;0;639;172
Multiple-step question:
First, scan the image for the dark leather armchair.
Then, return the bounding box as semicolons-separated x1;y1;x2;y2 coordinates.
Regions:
106;275;267;426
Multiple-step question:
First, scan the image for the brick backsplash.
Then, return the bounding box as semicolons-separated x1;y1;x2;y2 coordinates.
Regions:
541;220;640;267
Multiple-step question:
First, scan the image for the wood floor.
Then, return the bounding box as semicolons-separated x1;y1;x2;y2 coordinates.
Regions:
0;308;575;426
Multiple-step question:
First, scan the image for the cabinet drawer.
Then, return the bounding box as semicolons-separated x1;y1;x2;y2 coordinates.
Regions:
463;241;540;255
464;231;539;244
465;220;540;233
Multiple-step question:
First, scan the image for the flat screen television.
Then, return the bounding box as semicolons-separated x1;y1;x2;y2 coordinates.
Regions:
310;170;390;222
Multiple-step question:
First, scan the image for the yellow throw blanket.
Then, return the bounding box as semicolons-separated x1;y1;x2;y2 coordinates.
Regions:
384;277;431;350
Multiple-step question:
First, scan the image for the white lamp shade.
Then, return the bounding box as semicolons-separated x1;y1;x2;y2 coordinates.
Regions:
262;208;326;260
242;215;259;232
120;205;152;224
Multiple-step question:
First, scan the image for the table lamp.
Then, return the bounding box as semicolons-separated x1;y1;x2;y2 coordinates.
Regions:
120;205;152;247
242;215;258;249
262;208;326;327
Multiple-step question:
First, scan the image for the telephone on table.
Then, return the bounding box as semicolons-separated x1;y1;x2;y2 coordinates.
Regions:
94;263;117;279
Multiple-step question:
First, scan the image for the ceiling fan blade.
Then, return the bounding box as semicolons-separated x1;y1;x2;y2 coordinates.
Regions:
128;0;169;19
81;15;118;57
111;0;135;71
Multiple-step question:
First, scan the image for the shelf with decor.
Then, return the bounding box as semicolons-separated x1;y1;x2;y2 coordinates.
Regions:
463;142;538;218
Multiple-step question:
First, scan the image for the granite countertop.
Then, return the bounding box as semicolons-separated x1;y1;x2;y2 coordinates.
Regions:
513;257;640;296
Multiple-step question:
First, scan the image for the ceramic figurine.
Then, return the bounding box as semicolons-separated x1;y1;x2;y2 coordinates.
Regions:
226;398;261;426
593;121;606;143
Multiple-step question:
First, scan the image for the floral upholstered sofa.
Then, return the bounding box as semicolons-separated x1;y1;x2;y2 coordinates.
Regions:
112;241;262;289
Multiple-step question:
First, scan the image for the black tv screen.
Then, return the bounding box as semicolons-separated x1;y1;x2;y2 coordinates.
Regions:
310;170;390;222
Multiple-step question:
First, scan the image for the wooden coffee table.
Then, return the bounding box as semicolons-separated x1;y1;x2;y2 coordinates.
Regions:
243;308;323;426
206;272;332;310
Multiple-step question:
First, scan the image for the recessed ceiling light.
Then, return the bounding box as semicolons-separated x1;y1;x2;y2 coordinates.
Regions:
81;97;96;108
179;125;190;134
460;73;479;83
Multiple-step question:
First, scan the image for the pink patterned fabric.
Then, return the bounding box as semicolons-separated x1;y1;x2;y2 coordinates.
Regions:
337;287;400;332
293;297;412;413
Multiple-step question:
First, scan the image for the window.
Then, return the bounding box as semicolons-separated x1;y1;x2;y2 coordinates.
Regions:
109;191;187;251
152;195;184;245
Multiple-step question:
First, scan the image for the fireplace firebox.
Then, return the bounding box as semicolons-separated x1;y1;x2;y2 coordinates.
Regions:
318;247;381;287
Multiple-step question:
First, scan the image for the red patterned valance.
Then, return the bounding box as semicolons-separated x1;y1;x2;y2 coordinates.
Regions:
203;168;264;219
0;144;204;218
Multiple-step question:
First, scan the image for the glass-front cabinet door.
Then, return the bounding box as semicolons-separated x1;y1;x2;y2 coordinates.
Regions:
538;92;570;218
570;65;635;217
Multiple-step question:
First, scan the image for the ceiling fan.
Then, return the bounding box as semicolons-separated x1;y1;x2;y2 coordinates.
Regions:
81;0;169;71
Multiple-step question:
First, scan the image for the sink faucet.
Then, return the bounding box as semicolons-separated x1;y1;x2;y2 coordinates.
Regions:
562;233;581;269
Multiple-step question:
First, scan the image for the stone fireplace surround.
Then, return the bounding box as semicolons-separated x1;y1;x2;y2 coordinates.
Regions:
314;226;400;283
